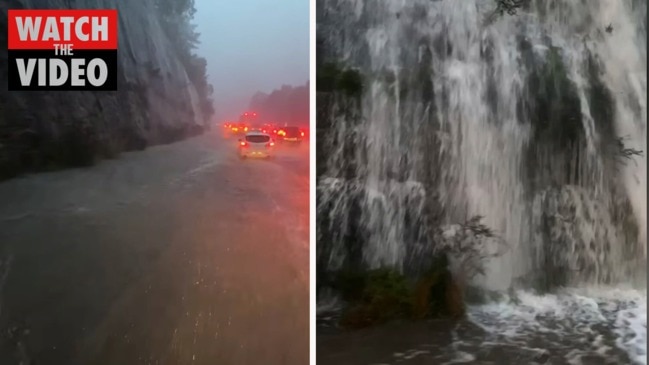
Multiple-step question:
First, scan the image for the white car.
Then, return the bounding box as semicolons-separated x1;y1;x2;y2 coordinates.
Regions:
238;131;275;159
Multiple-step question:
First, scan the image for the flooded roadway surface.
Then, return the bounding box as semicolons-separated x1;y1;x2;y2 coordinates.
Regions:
0;131;309;365
317;287;646;365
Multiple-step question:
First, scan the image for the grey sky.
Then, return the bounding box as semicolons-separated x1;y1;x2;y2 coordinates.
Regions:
192;0;310;120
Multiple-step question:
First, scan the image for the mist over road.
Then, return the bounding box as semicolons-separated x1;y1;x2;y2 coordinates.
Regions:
0;131;309;365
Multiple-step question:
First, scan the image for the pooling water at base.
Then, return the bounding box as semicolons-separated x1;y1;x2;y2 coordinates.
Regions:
316;287;645;364
468;287;646;364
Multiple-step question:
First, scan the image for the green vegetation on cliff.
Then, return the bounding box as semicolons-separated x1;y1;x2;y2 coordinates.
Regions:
324;216;505;329
156;0;215;119
332;258;465;329
317;63;363;98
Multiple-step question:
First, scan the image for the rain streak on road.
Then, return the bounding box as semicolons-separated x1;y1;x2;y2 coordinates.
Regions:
0;131;309;365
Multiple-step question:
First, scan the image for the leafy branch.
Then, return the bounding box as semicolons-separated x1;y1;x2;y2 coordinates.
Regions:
435;215;509;281
494;0;525;16
484;0;525;25
613;135;644;167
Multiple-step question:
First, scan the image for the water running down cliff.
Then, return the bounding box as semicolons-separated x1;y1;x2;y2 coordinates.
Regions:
317;0;646;363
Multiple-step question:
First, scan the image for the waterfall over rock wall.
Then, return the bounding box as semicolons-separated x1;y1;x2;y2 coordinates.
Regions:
317;0;646;291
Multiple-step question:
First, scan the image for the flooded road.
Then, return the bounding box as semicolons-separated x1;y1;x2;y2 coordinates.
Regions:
0;131;309;365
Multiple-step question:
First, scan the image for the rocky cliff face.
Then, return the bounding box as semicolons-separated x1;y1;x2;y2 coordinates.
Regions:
316;0;646;290
0;0;209;179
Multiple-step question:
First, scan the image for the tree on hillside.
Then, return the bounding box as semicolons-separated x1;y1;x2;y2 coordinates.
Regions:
154;0;215;120
248;82;309;126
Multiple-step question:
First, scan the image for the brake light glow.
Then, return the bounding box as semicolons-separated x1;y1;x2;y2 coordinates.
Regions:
244;127;248;132
240;141;248;147
300;131;305;137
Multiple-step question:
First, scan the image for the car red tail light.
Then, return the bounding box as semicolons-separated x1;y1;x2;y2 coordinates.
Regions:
240;141;248;147
300;131;305;137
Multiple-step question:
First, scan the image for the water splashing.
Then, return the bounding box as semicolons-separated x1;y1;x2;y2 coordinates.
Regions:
317;1;646;361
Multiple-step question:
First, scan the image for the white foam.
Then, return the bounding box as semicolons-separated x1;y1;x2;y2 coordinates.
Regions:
614;295;647;364
316;290;343;315
468;287;647;364
440;351;476;365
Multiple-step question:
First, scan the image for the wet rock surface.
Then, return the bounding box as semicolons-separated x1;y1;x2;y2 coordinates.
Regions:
0;0;208;180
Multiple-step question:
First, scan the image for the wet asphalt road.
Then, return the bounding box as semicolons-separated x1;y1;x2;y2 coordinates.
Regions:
0;130;309;365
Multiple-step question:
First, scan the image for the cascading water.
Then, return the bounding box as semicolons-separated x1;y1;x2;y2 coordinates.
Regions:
317;0;646;363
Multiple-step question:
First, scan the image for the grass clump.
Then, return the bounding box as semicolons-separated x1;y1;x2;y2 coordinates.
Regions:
336;261;465;329
328;216;507;329
339;268;412;328
412;254;465;320
336;256;465;328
